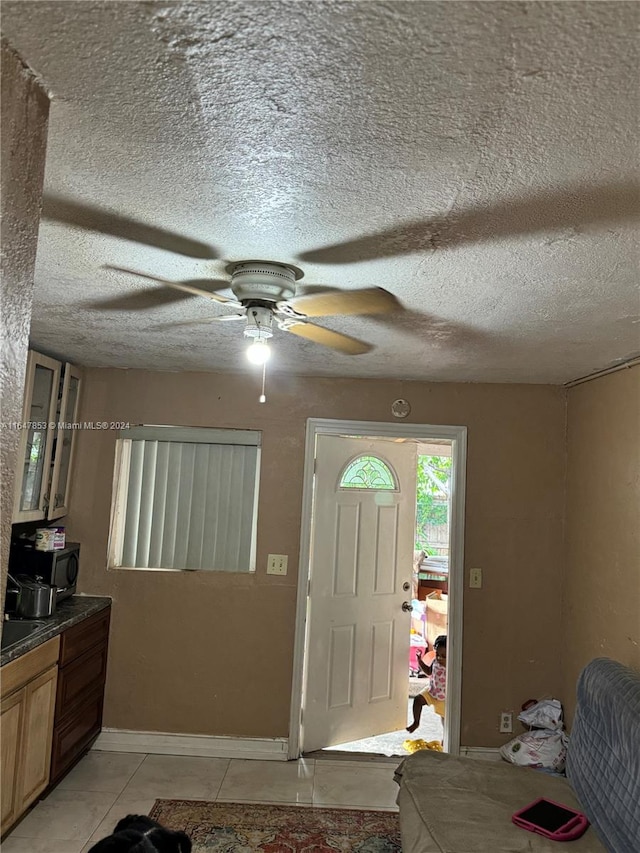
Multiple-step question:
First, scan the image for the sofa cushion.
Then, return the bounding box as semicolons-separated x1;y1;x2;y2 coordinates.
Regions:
567;658;640;853
395;751;606;852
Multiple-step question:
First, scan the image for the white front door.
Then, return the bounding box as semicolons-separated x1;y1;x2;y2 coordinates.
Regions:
301;435;417;753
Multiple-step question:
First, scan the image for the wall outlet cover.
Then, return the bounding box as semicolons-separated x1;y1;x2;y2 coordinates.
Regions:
499;712;513;733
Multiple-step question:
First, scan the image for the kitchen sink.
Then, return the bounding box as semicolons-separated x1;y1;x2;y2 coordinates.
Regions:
1;619;49;652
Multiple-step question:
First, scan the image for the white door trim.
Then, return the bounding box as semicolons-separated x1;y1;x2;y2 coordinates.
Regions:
288;418;467;759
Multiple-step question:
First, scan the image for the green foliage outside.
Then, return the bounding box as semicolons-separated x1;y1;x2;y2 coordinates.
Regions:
415;455;451;554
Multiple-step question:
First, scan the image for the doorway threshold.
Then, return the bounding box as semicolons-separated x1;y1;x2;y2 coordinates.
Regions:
307;701;443;761
305;749;400;765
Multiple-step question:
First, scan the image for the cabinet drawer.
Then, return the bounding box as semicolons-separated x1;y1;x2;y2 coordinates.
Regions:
1;636;60;699
55;642;107;720
59;609;110;666
50;686;104;784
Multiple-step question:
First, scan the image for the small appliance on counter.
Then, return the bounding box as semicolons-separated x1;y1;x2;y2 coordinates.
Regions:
8;540;80;602
6;573;56;618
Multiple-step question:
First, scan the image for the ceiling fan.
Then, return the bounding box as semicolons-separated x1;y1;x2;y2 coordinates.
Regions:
40;179;638;362
98;259;402;361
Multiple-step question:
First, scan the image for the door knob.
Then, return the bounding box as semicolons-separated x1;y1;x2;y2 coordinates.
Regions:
402;601;412;612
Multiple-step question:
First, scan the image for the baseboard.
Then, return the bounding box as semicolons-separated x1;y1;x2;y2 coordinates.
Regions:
460;746;502;761
93;728;289;761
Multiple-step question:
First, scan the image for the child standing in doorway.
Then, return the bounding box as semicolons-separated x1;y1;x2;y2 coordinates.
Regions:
407;635;446;734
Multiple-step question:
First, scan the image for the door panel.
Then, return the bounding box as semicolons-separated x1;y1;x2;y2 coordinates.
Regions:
328;625;355;708
1;690;24;833
302;435;417;752
370;620;394;701
19;666;57;809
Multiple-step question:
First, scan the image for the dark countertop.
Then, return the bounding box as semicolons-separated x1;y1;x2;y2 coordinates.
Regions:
1;595;112;667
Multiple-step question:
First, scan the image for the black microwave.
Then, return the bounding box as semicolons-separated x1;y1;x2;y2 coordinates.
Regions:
9;542;79;602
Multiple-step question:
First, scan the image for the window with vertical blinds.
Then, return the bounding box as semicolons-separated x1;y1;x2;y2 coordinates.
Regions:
109;426;261;572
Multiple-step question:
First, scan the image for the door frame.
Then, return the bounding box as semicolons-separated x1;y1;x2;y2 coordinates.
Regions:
288;418;468;759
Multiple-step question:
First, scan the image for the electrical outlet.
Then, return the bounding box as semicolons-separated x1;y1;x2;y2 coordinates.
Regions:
469;568;483;588
267;554;288;575
499;712;513;733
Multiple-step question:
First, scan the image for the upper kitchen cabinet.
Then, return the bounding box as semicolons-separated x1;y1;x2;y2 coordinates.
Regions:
13;352;60;523
12;352;82;524
49;364;82;519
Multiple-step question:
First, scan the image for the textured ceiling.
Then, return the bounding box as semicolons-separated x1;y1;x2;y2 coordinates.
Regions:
3;1;639;383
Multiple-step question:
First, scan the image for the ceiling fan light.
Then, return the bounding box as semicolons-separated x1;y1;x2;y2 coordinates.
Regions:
246;339;271;365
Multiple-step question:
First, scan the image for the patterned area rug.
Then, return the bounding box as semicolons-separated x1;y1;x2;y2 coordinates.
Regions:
149;799;402;852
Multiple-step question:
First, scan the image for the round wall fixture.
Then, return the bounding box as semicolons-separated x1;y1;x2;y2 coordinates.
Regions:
391;399;411;419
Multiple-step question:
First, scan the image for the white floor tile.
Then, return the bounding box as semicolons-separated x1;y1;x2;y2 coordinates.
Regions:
8;789;118;841
121;754;230;800
1;840;86;853
217;758;314;804
57;751;146;794
80;795;157;853
313;762;399;810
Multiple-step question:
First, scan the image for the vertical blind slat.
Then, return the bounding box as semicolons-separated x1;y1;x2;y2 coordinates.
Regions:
122;441;144;567
160;443;182;568
202;446;221;569
173;442;195;569
135;440;158;568
121;438;258;571
227;449;244;569
214;447;231;569
186;443;209;569
148;442;169;567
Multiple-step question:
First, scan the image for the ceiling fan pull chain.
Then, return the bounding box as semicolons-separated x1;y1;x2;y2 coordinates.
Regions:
259;361;267;404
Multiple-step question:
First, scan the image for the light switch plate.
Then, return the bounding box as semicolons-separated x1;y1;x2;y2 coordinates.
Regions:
267;554;288;575
469;568;483;588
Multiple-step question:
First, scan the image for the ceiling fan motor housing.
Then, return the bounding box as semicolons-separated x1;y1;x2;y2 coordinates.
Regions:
244;305;274;340
228;260;303;304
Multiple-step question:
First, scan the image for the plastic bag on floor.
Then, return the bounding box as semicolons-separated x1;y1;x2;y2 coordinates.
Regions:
499;729;569;773
518;698;564;731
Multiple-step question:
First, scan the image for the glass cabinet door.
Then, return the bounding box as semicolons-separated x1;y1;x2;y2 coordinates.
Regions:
14;352;61;522
48;364;82;519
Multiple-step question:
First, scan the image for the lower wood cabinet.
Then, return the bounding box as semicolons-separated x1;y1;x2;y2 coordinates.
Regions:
1;637;59;834
50;607;111;785
0;607;111;834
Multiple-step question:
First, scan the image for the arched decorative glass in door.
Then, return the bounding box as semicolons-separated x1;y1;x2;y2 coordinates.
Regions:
338;455;397;490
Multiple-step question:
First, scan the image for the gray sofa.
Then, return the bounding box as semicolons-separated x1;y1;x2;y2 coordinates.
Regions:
395;658;640;852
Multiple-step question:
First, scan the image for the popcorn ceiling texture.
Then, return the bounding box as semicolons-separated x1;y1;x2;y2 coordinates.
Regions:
0;39;50;612
1;1;638;382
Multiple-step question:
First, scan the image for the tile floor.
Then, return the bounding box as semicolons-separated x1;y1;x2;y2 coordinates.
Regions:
3;750;401;853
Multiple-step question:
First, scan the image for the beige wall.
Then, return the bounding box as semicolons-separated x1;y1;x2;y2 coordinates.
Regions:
67;368;566;746
562;365;640;724
0;40;49;619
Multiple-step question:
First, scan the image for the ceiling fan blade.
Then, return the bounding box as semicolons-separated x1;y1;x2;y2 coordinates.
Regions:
42;196;218;259
283;322;372;355
152;314;246;330
85;288;192;311
104;266;238;305
297;180;639;264
287;287;401;317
